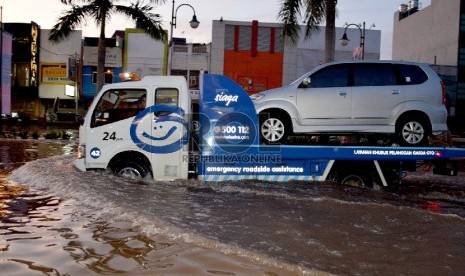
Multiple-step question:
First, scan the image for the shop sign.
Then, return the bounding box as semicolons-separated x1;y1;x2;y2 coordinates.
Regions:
40;63;70;83
82;47;122;67
30;24;39;86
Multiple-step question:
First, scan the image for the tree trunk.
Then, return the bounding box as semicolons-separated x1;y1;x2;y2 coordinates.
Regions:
96;15;106;92
324;0;336;63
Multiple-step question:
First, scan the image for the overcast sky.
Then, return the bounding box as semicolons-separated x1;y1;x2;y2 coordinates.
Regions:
1;0;431;59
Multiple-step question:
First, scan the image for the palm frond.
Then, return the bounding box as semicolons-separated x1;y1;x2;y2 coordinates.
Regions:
278;0;303;44
146;0;166;4
302;0;326;38
115;3;167;42
59;0;95;4
88;0;113;26
49;4;89;43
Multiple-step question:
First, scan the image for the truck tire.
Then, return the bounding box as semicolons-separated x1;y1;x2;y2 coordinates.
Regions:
112;161;149;180
337;172;373;188
328;161;374;188
259;111;291;144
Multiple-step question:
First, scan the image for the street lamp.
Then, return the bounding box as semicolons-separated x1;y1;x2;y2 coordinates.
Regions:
339;21;365;60
168;0;199;75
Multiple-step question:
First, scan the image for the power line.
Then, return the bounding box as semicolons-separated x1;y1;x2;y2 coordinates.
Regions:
40;46;71;56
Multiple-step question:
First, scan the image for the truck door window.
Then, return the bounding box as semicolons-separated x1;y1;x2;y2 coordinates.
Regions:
155;88;179;106
154;88;179;116
91;89;146;128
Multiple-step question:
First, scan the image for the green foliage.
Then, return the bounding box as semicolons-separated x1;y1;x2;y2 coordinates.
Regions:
10;127;18;138
45;130;61;139
32;131;40;139
20;131;29;139
61;131;71;140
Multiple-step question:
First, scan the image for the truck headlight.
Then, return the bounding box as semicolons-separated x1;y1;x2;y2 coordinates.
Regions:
77;145;85;159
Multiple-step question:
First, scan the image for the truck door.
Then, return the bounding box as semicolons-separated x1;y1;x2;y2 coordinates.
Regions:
130;86;189;180
87;88;147;168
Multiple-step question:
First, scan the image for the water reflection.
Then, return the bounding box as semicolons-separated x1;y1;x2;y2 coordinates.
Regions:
2;139;465;275
2;189;294;275
0;139;76;172
1;140;298;275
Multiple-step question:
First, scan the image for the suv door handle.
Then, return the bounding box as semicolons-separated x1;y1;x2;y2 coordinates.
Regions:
339;91;347;97
392;90;400;95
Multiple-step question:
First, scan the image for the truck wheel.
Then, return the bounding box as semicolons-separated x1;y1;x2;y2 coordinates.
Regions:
112;162;148;180
336;172;373;188
259;112;290;144
397;116;429;146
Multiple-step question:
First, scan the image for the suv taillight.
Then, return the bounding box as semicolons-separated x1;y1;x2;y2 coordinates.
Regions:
441;81;447;105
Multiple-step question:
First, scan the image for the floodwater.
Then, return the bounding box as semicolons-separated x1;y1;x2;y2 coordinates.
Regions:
1;139;465;275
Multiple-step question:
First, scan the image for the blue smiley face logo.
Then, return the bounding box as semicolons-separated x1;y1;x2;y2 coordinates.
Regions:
130;105;189;154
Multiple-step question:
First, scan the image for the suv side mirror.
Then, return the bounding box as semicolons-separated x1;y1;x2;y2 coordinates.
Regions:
299;77;311;88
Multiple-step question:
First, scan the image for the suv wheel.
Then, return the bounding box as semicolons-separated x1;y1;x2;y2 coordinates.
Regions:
259;112;290;144
397;116;429;146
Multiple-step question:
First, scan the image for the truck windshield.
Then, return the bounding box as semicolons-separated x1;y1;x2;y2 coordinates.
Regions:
91;89;147;128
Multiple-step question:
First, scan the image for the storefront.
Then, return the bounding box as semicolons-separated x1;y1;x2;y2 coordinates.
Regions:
81;37;122;102
4;22;40;120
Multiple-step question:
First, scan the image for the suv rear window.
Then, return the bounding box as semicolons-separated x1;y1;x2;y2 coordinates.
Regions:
397;64;428;84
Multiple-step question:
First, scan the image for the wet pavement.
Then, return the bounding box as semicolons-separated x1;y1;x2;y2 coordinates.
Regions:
1;138;465;275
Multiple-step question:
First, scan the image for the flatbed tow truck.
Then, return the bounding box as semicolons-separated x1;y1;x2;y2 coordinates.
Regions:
74;73;465;189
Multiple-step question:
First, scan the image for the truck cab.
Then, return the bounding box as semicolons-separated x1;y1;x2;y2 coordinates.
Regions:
75;75;191;180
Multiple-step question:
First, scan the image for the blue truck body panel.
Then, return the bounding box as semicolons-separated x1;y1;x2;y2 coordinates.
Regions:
197;74;464;182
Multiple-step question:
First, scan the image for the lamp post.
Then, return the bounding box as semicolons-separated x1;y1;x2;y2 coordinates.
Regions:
71;53;79;117
339;21;365;60
168;0;199;75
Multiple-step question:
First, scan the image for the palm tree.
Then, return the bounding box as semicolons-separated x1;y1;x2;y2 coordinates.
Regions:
49;0;167;92
279;0;337;63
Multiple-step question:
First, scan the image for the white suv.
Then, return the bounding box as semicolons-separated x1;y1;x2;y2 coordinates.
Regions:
251;60;448;146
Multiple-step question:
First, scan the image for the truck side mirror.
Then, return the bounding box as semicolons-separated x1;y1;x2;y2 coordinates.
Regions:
299;77;311;88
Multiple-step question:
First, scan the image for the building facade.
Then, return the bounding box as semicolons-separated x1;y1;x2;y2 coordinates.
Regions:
1;30;13;116
39;29;82;120
81;37;123;102
170;37;210;99
392;0;464;133
3;22;41;120
116;28;166;77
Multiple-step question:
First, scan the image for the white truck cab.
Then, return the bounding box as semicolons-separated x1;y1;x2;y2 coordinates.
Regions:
75;75;191;180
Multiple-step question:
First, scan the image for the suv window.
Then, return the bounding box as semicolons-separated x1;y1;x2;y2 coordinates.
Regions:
309;64;349;88
353;63;397;86
397;64;428;84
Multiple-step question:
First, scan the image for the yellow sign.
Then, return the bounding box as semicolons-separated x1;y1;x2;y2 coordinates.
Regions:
31;24;38;86
40;63;70;83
